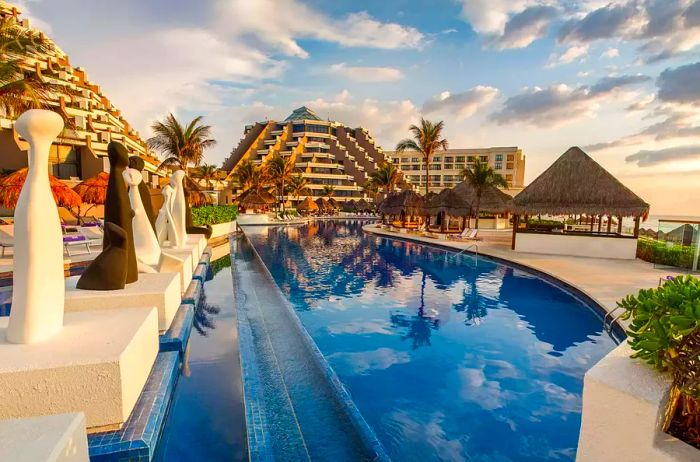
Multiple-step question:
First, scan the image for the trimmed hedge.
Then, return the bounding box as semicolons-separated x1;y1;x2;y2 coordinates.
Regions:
191;205;238;226
637;237;698;269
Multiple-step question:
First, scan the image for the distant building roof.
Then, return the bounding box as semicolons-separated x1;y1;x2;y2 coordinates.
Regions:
284;106;321;122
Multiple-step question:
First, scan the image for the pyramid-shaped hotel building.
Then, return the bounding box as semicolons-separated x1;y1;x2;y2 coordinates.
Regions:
223;106;387;204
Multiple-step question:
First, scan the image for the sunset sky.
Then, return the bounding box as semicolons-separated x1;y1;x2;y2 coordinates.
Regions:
16;0;700;215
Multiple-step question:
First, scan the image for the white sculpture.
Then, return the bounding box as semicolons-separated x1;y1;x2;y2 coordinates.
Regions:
7;110;65;344
170;170;187;249
155;184;180;248
123;168;160;267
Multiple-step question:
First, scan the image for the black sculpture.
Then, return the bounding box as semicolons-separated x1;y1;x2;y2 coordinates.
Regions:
184;188;212;239
76;223;128;290
128;156;157;231
104;142;138;284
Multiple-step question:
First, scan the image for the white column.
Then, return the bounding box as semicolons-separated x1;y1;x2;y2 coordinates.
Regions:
170;170;187;249
7;110;65;344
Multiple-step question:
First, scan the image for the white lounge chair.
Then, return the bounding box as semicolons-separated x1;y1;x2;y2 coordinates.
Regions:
0;225;14;257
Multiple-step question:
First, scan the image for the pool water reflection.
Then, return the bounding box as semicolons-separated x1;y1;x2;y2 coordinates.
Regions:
246;221;618;462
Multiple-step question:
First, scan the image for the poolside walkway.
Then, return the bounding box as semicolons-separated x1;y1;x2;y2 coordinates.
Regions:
364;224;681;326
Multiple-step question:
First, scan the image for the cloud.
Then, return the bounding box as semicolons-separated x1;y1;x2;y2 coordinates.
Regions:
558;0;700;62
422;86;499;120
328;63;404;82
216;0;424;58
657;62;700;105
303;90;421;147
491;74;651;126
601;47;620;58
497;5;559;49
546;44;589;67
625;145;700;166
456;1;560;49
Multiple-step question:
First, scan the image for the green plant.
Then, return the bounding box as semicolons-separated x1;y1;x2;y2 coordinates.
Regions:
395;118;448;196
191;205;237;226
460;159;508;229
637;238;698;270
147;114;216;172
619;275;700;446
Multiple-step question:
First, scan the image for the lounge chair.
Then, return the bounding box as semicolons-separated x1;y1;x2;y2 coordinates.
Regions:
0;225;14;257
452;229;479;241
63;227;102;257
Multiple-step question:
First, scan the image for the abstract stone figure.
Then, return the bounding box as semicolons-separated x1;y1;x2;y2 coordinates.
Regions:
170;170;187;249
7;110;65;343
184;189;212;239
155;185;180;248
123;168;160;267
104;142;138;283
128;156;156;231
76;223;128;290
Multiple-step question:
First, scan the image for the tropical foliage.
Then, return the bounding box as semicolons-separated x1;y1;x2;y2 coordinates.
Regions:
0;15;75;117
147;114;216;171
636;238;699;270
460;159;507;229
288;174;310;200
322;184;335;198
233;159;268;193
191;164;220;189
619;275;700;447
395;118;448;195
368;161;402;194
265;154;295;211
191;205;238;226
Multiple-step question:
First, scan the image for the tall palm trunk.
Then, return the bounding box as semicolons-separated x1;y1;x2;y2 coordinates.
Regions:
424;153;430;196
474;190;482;230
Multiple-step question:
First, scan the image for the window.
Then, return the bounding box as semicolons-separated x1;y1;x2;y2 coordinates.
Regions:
507;154;514;161
411;157;419;163
392;158;400;164
456;156;465;162
455;163;464;170
467;156;474;162
430;175;441;182
49;145;80;179
480;155;488;162
506;174;513;185
292;124;304;133
444;156;453;163
443;164;453;170
305;124;329;134
433;156;441;162
430;164;441;170
506;162;514;170
495;154;503;161
495;162;503;170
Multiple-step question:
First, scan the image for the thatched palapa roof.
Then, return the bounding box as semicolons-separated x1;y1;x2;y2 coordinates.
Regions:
453;181;513;214
379;190;425;216
297;197;319;212
355;198;373;212
315;197;334;212
424;187;472;217
342;199;357;212
513;147;649;217
237;188;275;208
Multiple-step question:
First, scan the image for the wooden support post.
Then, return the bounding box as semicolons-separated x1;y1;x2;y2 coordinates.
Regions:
512;215;519;250
634;216;640;238
607;215;612;233
617;216;623;234
597;215;602;233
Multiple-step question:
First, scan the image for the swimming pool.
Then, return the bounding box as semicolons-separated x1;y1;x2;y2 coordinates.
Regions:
245;220;619;462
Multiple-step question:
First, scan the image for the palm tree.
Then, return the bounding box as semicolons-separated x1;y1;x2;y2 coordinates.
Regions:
288;174;310;201
265;154;296;211
395;118;448;196
369;161;402;195
362;180;379;204
147;114;216;172
193;163;218;189
322;185;335;198
234;159;267;193
460;159;507;229
0;16;76;117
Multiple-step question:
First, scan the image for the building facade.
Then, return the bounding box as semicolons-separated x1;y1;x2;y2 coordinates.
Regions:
385;147;526;196
0;3;163;187
222;106;385;205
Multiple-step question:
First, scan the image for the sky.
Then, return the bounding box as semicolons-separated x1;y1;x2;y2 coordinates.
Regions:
13;0;700;215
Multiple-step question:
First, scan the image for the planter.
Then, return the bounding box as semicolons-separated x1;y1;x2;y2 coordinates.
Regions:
577;342;698;461
209;220;237;239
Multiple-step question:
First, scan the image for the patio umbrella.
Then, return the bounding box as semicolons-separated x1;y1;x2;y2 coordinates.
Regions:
297;197;319;213
73;172;109;205
0;168;83;209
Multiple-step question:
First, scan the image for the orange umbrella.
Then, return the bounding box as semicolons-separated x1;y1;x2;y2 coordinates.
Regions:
73;172;109;205
0;168;83;209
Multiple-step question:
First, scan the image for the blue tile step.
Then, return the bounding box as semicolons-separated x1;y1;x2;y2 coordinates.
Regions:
159;303;195;355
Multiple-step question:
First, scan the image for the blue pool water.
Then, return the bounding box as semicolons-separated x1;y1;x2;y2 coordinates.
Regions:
246;221;619;462
154;252;248;461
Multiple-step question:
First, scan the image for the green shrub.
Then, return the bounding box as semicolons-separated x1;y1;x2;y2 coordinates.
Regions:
637;238;698;269
191;205;237;226
619;275;700;445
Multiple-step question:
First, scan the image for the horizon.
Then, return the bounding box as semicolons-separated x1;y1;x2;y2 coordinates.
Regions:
12;0;700;216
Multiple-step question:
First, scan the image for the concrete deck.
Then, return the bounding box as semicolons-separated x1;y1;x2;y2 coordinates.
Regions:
364;224;682;326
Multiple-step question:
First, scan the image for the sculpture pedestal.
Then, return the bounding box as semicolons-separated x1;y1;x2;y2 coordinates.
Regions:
64;273;180;332
0;412;89;462
161;248;194;291
187;235;207;258
0;308;158;430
